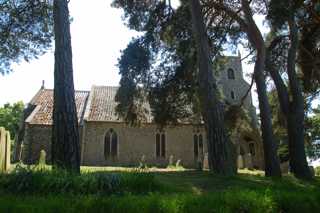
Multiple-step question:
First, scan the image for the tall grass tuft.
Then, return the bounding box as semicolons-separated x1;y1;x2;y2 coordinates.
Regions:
0;165;162;195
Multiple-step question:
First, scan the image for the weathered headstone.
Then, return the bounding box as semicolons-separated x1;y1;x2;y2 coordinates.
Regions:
169;155;174;167
237;155;244;169
0;127;5;172
5;131;11;171
203;153;209;170
38;149;46;166
0;127;11;172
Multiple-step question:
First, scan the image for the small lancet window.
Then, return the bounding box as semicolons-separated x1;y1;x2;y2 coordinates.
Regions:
227;68;235;79
231;91;235;99
104;129;118;159
249;143;255;156
194;133;204;159
156;132;166;158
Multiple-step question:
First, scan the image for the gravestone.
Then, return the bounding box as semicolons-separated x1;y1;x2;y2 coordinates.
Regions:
0;127;11;172
203;153;209;170
5;131;11;171
237;155;244;169
0;127;5;172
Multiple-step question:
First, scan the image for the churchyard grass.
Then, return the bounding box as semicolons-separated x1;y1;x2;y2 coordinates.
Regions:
0;165;319;212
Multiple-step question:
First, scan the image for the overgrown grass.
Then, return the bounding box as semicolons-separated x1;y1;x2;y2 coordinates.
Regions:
0;165;319;212
0;188;319;213
0;165;162;195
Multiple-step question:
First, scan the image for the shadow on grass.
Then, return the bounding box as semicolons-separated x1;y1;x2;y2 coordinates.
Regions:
151;170;320;194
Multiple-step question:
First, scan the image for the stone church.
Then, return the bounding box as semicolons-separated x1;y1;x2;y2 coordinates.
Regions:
17;55;264;169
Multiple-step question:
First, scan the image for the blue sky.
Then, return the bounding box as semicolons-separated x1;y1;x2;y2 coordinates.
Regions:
0;0;265;107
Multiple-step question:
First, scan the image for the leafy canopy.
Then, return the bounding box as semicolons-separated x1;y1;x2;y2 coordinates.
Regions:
0;101;24;139
0;0;53;74
112;0;245;126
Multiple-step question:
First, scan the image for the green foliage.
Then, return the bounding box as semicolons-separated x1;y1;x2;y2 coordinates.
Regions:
0;175;319;212
0;165;161;196
112;0;244;126
315;167;320;176
305;106;320;160
0;168;320;211
267;0;320;94
0;0;53;74
267;89;289;162
0;102;24;140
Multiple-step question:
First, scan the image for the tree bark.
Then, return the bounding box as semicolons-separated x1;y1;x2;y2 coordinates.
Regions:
52;0;80;173
286;18;312;179
266;34;312;179
189;0;236;175
241;0;281;177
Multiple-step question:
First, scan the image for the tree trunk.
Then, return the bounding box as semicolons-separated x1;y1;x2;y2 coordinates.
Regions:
52;0;80;173
253;49;281;177
266;32;312;179
241;0;281;177
286;19;312;179
189;0;236;175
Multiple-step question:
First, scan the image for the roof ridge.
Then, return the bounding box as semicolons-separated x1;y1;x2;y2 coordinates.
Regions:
40;88;90;93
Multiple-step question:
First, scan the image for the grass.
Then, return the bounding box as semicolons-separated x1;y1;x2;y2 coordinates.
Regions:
0;165;319;212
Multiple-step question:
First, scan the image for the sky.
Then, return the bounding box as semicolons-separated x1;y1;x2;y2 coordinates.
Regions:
0;0;266;107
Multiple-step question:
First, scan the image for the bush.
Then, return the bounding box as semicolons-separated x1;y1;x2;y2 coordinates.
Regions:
315;167;320;176
0;165;162;195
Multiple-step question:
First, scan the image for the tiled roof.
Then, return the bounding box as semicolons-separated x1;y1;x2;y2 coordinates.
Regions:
26;89;90;125
83;86;152;122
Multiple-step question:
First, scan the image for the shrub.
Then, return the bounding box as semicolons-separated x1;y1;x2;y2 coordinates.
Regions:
0;165;162;195
315;166;320;176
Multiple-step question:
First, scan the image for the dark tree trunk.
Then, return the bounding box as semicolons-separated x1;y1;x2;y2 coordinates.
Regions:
266;17;312;180
253;49;281;177
189;0;236;175
286;19;312;179
51;0;80;173
241;0;281;177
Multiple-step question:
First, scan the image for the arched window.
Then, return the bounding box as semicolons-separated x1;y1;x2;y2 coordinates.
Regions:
194;134;198;158
156;132;166;158
227;68;235;79
104;129;118;160
249;143;255;156
194;133;204;159
231;91;235;99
